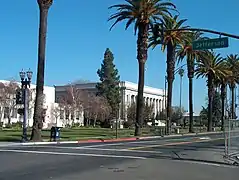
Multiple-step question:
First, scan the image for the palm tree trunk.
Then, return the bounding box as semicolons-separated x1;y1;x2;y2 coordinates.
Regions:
166;41;176;135
221;83;226;131
188;77;194;133
207;75;213;132
31;1;52;141
135;23;148;136
231;85;235;119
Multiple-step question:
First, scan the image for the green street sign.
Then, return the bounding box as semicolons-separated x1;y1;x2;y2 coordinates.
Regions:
192;37;229;50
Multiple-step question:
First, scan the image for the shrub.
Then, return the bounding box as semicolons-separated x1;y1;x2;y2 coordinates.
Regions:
12;122;23;129
123;121;134;128
5;123;12;129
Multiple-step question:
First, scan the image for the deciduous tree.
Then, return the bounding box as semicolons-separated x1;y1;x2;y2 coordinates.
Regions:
59;85;84;126
0;81;19;124
127;102;154;126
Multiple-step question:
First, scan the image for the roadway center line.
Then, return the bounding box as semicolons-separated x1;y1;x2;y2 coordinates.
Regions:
0;149;147;160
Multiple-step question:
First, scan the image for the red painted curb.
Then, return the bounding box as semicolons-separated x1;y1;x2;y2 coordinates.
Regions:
77;137;138;144
77;139;103;143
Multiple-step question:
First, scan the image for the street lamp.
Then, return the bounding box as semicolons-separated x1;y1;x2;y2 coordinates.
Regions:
19;69;33;142
164;65;186;134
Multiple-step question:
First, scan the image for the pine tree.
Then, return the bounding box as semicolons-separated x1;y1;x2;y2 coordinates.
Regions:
96;48;121;119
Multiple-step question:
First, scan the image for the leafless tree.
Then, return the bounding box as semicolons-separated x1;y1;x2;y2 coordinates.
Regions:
0;81;19;124
59;85;84;126
89;95;111;126
58;85;112;127
51;104;61;125
127;102;154;126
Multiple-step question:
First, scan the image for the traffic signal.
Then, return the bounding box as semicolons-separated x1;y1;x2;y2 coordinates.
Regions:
16;89;24;104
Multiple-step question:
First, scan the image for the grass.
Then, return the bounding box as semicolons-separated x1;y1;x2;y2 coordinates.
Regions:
0;126;220;142
0;127;153;142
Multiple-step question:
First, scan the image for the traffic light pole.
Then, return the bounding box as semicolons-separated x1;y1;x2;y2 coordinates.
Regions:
165;28;239;40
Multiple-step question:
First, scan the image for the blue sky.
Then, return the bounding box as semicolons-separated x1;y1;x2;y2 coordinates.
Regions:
0;0;239;114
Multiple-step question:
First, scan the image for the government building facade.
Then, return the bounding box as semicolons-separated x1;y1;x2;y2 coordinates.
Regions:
55;81;166;122
0;80;165;129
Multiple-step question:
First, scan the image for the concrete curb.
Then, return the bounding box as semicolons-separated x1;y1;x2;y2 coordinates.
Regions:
0;137;139;147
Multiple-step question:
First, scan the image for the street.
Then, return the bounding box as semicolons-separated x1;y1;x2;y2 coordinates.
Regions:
0;133;238;180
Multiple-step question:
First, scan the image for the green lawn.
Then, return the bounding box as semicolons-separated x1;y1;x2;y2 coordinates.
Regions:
0;127;153;142
0;126;218;142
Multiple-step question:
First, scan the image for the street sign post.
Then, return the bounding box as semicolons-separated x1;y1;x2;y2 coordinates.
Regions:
192;37;229;50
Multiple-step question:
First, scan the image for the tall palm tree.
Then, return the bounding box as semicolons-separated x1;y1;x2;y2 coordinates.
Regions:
108;0;176;136
31;0;53;141
177;31;205;133
150;15;189;134
195;51;229;131
225;54;239;119
215;72;229;131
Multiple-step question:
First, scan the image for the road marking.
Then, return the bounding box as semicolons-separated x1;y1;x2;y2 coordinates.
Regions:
26;145;163;154
127;137;226;150
0;149;147;160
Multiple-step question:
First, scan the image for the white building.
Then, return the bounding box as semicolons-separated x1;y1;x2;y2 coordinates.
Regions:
120;81;165;119
0;80;55;129
0;80;165;129
55;81;166;121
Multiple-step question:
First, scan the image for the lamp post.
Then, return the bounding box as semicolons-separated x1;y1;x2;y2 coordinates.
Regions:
19;69;33;142
164;65;185;134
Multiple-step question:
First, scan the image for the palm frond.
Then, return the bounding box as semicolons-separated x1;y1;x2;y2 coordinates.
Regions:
108;0;177;34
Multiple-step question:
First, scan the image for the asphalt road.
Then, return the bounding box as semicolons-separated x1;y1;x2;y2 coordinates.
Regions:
0;133;238;180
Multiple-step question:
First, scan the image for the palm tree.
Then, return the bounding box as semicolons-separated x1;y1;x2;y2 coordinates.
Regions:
150;15;189;134
177;32;205;133
31;0;53;141
108;0;176;136
195;51;229;131
225;54;239;119
215;72;228;131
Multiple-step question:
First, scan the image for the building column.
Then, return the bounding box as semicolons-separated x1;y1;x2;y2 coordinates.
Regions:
153;99;156;116
128;94;131;105
122;88;127;120
156;99;158;114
